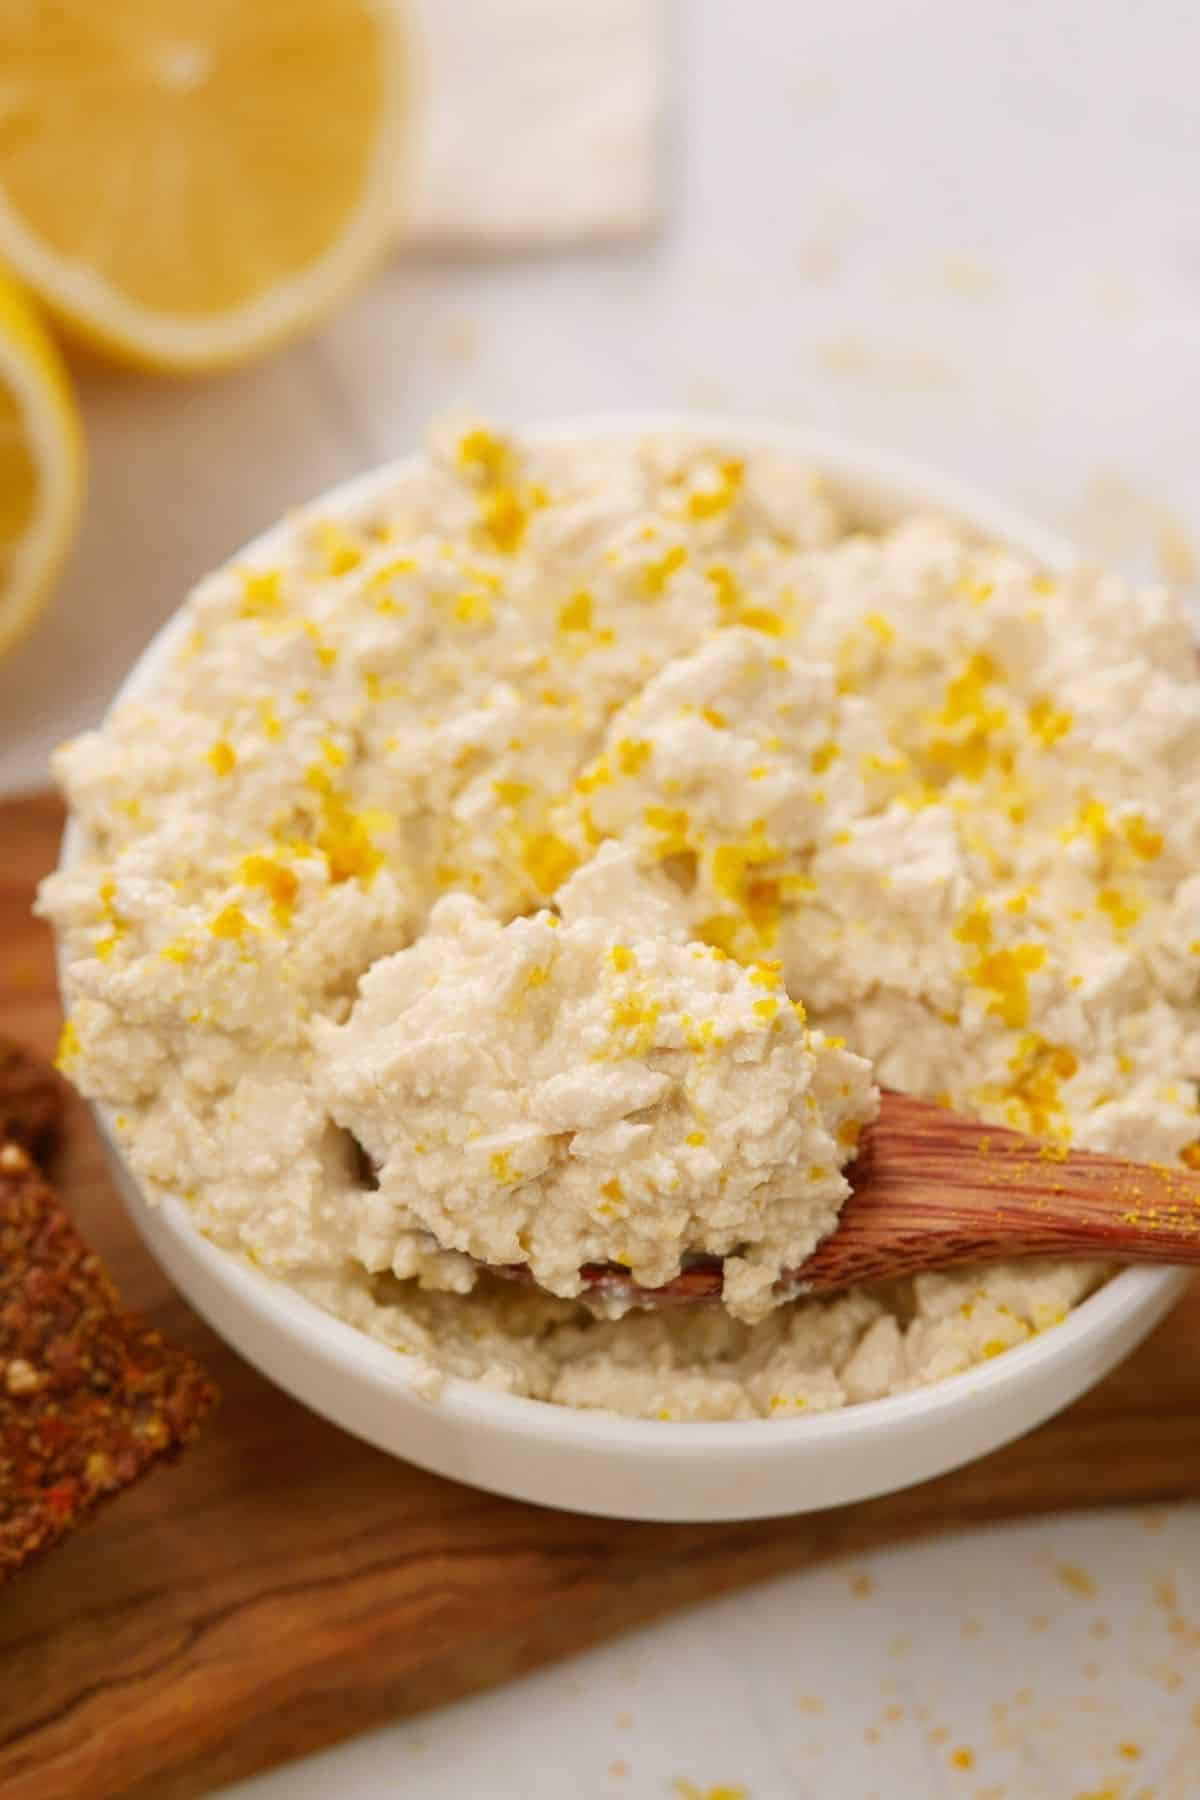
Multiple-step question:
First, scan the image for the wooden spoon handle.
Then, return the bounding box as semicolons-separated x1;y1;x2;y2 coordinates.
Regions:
802;1088;1200;1284
792;1107;1200;1294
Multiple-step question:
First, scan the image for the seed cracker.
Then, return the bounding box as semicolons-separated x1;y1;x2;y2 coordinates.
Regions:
1;1077;217;1582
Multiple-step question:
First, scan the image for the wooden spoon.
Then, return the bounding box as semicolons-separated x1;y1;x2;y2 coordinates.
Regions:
494;1089;1200;1308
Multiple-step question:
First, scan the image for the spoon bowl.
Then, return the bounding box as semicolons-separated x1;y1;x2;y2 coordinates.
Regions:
493;1090;1200;1310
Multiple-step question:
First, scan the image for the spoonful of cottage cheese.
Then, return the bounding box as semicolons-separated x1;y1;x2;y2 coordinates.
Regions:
315;848;879;1325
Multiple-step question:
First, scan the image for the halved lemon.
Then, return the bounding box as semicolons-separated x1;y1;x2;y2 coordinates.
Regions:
0;1;410;373
0;269;84;660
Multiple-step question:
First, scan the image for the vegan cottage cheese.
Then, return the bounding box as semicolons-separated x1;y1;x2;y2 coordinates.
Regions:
40;422;1200;1421
316;851;878;1324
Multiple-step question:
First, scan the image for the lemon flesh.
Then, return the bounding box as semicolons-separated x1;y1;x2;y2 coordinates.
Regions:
0;271;84;660
0;0;409;371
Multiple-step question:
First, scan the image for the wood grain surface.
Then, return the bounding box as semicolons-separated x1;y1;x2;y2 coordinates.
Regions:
2;791;1198;1800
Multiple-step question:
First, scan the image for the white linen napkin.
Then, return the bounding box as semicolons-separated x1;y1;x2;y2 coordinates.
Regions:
398;0;660;250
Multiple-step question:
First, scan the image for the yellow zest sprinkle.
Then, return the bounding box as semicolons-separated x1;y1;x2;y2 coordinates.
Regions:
1097;887;1142;935
706;563;739;612
609;945;635;972
210;905;251;941
574;756;612;796
616;737;652;775
160;939;194;964
258;699;283;740
837;1119;861;1148
520;831;579;895
750;961;782;988
241;853;299;927
207;740;237;777
864;611;895;644
305;765;387;886
1063;796;1110;847
372;593;407;617
712;825;777;902
810;741;840;773
458;427;510;479
312;519;362;576
490;1150;519;1185
301;620;337;668
753;996;779;1022
752;877;787;939
700;705;728;730
643;806;691;859
320;735;347;769
454;590;493;625
558;590;593;632
1028;696;1072;746
1124;813;1163;861
684;1016;722;1053
997;1034;1078;1137
369;555;415;589
643;544;688;595
492;779;530;808
238;567;283;617
600;1178;624;1202
686;457;744;519
480;486;528;552
967;943;1047;1029
686;1130;707;1147
610;992;661;1054
808;1164;829;1181
54;1020;80;1069
925;651;1008;781
953;898;993;950
646;804;690;834
738;607;787;637
697;915;739;957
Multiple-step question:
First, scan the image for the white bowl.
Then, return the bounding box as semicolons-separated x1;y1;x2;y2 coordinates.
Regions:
58;415;1193;1523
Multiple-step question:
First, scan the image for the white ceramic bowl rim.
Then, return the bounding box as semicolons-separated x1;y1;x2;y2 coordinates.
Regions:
59;411;1188;1460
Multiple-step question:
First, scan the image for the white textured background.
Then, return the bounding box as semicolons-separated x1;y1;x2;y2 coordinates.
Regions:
6;2;1199;1794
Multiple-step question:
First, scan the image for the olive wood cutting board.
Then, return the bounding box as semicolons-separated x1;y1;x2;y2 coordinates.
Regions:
2;791;1199;1800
